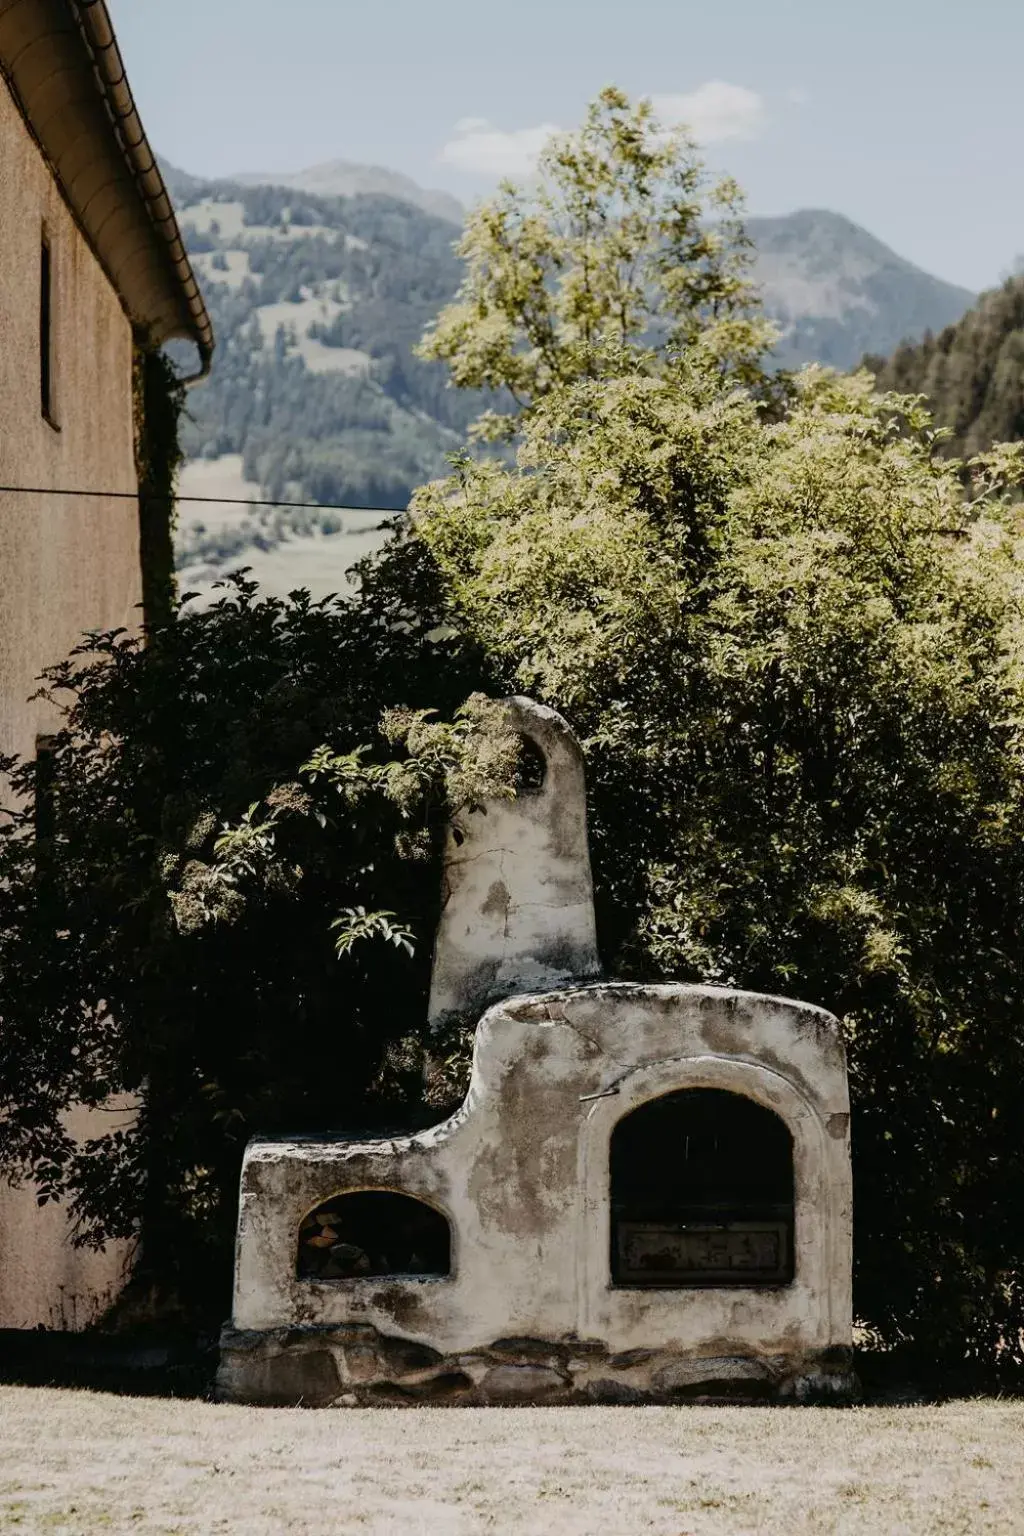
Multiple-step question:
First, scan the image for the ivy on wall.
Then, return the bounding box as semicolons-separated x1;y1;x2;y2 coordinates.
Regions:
132;344;186;629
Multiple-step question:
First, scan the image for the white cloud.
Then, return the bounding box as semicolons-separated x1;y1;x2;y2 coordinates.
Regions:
438;82;767;180
652;81;765;143
439;119;562;178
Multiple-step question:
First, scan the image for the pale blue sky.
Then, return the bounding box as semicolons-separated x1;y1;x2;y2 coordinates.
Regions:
111;0;1020;292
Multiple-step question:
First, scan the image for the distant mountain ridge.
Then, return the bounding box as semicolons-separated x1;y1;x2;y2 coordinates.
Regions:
162;156;975;378
161;156;463;225
747;209;975;372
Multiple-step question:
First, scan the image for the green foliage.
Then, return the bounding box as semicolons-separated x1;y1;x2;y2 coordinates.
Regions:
867;274;1024;460
331;908;415;960
417;86;772;440
403;108;1024;1366
133;346;187;626
406;342;1024;1368
0;574;493;1319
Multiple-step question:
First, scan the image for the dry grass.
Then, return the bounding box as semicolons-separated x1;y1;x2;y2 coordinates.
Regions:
0;1389;1021;1534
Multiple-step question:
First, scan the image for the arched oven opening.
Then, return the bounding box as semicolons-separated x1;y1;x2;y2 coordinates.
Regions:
297;1191;451;1280
609;1088;794;1287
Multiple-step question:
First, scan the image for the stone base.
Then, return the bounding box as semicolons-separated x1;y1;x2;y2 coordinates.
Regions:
217;1323;857;1407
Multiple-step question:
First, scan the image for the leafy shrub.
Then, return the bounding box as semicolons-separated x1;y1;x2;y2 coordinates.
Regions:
0;571;490;1320
408;362;1024;1372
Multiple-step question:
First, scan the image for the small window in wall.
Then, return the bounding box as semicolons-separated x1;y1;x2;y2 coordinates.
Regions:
40;231;56;427
297;1191;451;1280
513;733;546;794
610;1088;794;1288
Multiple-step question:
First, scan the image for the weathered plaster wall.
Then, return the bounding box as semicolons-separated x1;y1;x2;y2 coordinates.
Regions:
0;71;141;1328
224;983;853;1403
428;698;601;1029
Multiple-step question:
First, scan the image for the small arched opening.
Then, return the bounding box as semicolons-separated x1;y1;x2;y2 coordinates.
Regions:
297;1191;451;1280
513;732;547;794
609;1087;794;1287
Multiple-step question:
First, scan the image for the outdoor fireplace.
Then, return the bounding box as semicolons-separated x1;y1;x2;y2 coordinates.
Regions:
218;698;854;1406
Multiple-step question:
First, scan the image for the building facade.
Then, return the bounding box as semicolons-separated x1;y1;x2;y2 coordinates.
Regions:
0;0;211;1327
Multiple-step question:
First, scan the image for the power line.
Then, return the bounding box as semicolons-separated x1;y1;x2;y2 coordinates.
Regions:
0;483;406;514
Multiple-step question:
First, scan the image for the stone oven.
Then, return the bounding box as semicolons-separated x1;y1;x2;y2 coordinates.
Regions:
218;699;854;1405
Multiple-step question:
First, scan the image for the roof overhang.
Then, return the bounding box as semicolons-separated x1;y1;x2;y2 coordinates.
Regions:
0;0;213;378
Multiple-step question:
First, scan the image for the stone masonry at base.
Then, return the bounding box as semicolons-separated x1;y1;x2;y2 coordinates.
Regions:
219;700;855;1406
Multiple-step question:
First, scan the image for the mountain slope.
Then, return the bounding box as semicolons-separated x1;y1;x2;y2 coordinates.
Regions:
170;175;487;523
749;209;975;372
866;276;1024;458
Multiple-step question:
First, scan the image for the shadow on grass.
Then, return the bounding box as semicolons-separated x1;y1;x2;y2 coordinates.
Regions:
855;1346;1024;1405
0;1327;219;1400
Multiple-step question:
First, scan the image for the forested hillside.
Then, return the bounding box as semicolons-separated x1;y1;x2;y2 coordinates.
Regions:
866;276;1024;458
165;167;489;519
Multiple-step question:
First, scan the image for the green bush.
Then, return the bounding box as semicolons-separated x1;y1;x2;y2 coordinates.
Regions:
0;570;490;1320
406;359;1024;1371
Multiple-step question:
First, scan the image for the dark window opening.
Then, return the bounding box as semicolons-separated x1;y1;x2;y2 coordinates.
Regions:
40;233;55;425
297;1191;450;1280
513;733;546;793
610;1088;794;1288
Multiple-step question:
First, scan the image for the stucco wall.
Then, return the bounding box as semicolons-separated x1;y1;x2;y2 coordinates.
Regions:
0;70;141;1328
232;985;852;1355
223;982;854;1404
428;699;602;1030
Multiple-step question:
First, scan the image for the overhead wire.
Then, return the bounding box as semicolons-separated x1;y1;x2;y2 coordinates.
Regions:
0;484;406;514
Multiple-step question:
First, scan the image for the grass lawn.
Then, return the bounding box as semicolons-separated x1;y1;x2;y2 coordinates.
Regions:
0;1388;1021;1534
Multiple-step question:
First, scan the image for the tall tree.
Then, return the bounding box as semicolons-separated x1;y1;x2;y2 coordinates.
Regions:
407;90;1024;1373
418;86;773;439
